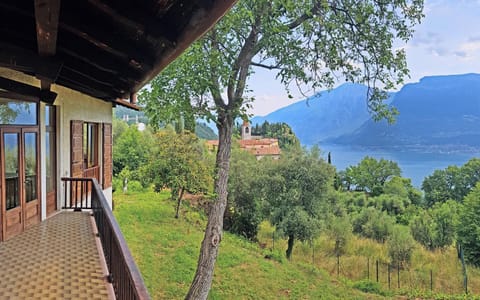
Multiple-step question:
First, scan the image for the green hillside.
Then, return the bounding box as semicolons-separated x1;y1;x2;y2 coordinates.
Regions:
113;190;480;300
114;191;384;299
196;122;218;140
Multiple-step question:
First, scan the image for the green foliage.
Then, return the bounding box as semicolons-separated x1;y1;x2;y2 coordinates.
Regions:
195;122;218;140
113;122;153;177
142;129;213;217
353;207;395;243
327;216;353;257
422;158;480;207
261;147;335;258
112;117;129;143
225;146;263;240
388;225;415;267
342;156;402;195
352;280;386;296
114;191;380;300
246;121;300;150
430;200;460;249
139;0;424;128
373;193;410;217
138;0;423;295
457;183;480;266
410;210;435;250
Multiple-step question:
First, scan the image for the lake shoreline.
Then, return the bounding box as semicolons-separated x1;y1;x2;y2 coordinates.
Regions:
313;143;480;188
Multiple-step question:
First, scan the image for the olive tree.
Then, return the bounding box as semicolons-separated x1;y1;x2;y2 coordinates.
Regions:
261;148;335;259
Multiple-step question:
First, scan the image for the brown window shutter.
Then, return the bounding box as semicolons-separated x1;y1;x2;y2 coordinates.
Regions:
102;123;112;189
71;120;84;178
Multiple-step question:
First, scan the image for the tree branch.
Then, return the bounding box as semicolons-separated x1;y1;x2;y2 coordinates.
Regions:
251;61;281;70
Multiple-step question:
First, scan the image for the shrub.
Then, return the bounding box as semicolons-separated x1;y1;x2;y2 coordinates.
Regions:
327;216;352;256
352;280;385;296
388;225;415;267
457;183;480;266
353;207;394;243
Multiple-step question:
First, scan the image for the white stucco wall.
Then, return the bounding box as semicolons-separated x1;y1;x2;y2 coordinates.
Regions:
0;68;114;218
52;84;113;209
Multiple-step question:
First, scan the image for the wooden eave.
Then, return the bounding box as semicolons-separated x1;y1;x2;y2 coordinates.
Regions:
0;0;236;108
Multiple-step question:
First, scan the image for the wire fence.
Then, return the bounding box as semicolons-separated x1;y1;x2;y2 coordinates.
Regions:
262;230;479;296
329;255;474;295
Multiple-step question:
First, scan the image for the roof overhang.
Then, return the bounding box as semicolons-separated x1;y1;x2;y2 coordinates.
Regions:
0;0;236;109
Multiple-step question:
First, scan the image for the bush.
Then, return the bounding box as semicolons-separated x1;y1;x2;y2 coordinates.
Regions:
353;207;394;243
411;200;459;251
457;183;480;266
327;216;352;256
388;225;415;267
352;280;385;296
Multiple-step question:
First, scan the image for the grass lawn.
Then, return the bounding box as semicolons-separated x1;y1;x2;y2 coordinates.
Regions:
114;190;480;300
113;191;384;299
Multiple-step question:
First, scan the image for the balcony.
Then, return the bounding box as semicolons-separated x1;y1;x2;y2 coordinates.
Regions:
0;178;149;300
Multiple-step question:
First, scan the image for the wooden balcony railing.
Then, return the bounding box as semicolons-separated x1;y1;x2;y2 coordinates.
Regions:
83;165;100;181
61;177;150;300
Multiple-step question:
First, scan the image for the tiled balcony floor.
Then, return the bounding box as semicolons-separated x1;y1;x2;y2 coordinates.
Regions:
0;212;112;300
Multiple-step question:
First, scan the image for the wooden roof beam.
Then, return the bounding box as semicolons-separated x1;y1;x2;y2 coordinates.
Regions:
0;76;57;103
34;0;61;90
0;43;63;80
133;0;238;93
34;0;60;56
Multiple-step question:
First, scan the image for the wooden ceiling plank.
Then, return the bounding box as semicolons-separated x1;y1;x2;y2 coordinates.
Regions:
59;20;155;69
34;0;61;91
55;77;112;100
61;60;134;89
34;0;61;56
87;0;176;44
133;0;237;93
58;68;125;97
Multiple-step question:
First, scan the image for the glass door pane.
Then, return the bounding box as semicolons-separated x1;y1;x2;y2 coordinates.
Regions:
46;131;55;193
4;133;20;209
24;132;37;202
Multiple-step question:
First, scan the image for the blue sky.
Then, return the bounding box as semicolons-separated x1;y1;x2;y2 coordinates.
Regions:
247;0;480;116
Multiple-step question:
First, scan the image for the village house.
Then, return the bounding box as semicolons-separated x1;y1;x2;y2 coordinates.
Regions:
0;1;235;299
207;120;281;159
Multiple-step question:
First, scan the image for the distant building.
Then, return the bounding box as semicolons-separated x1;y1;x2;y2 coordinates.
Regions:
207;121;281;160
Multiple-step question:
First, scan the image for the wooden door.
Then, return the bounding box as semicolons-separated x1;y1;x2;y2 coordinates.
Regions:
23;129;40;228
2;129;23;239
1;128;40;240
46;106;57;216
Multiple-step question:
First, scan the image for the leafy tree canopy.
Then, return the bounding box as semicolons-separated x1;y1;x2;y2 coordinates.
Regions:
248;121;300;149
261;147;335;259
343;156;402;195
225;145;263;240
457;183;480;266
422;158;480;207
113;122;153;177
142;129;213;218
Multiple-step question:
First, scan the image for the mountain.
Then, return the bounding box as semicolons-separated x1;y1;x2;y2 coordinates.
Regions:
195;122;218;140
331;74;480;151
251;83;390;145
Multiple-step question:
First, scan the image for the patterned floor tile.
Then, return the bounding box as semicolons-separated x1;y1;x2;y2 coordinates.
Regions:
0;212;112;299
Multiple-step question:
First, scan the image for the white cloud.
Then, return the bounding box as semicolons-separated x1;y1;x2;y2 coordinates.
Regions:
456;40;480;59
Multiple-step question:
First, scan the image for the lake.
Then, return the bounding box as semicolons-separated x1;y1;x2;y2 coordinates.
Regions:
319;144;480;187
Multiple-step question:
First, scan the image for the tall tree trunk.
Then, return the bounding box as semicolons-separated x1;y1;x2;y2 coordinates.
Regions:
186;112;233;300
175;187;185;219
286;234;295;260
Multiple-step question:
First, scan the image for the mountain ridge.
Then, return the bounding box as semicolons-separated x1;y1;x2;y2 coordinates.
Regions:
252;74;480;152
